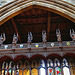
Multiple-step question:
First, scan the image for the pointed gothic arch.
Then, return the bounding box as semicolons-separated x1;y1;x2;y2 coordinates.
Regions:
0;0;75;25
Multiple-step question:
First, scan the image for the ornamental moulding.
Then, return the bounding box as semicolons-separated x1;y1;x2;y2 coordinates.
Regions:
0;51;75;60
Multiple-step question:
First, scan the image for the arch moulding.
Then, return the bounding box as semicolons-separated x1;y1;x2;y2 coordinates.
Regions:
0;0;75;25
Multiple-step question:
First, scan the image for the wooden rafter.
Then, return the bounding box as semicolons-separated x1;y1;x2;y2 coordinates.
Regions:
47;12;51;40
11;18;21;42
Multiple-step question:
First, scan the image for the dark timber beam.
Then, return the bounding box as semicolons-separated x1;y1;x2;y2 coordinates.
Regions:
47;12;51;40
11;18;21;42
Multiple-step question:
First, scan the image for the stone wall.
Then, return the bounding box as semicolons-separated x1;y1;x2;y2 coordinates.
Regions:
63;0;75;5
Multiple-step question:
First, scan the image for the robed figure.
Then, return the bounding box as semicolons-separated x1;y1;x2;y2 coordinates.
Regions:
0;33;6;45
42;30;47;43
56;29;62;42
12;33;18;44
27;32;33;43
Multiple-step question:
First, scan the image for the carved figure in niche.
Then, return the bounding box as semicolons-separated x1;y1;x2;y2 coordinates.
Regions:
42;30;47;42
56;29;62;42
27;32;33;43
0;33;6;45
12;33;18;44
70;29;75;41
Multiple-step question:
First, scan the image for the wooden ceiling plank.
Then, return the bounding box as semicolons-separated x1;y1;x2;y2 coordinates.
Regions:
11;18;21;42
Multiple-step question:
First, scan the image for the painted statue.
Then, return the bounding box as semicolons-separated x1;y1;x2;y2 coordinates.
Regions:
42;30;47;42
27;32;33;43
70;29;75;41
0;33;6;45
56;29;62;42
12;33;18;44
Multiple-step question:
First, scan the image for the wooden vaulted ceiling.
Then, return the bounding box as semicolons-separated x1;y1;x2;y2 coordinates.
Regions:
0;8;75;44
